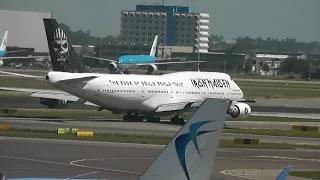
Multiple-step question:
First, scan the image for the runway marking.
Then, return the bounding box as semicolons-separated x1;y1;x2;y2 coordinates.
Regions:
67;171;99;178
0;156;72;166
253;156;320;162
220;169;264;180
70;158;153;175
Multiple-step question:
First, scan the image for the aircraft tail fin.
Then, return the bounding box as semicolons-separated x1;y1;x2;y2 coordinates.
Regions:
0;31;8;51
43;18;89;73
276;165;292;180
149;35;158;57
139;98;230;180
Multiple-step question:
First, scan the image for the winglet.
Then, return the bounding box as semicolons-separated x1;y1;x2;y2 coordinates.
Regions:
139;98;230;180
276;165;292;180
149;35;158;57
0;31;8;50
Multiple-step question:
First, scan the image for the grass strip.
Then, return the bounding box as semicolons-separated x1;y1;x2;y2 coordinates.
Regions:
1;129;320;150
224;128;320;138
289;171;320;179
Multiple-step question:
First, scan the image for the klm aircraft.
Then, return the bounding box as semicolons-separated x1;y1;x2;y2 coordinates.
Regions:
85;35;206;74
0;31;48;66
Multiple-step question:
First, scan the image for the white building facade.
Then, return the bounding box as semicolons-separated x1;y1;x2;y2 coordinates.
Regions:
120;5;210;53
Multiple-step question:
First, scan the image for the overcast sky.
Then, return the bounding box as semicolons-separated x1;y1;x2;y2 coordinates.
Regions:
1;0;319;42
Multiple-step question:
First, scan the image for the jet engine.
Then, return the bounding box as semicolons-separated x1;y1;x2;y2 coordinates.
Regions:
147;64;158;73
108;62;117;71
40;98;70;109
0;60;3;66
227;102;251;118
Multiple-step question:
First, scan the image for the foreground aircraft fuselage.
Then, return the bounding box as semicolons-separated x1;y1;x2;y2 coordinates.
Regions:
47;70;251;122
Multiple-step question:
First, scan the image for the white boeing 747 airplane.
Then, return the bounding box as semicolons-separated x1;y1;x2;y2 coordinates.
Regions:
0;18;252;124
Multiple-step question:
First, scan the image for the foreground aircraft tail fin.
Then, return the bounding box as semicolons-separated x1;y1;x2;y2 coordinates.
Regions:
139;98;230;180
276;165;292;180
0;31;8;51
43;18;89;73
149;35;158;57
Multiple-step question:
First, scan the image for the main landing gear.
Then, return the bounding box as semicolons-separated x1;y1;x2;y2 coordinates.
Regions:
170;115;185;125
122;112;160;123
123;112;143;122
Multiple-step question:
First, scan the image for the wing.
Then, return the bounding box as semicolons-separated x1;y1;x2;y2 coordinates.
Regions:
0;86;79;101
83;55;117;62
136;61;206;66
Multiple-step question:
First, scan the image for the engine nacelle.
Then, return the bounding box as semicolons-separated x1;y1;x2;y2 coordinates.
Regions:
227;102;251;118
108;62;117;71
40;98;70;109
0;60;3;66
147;64;158;73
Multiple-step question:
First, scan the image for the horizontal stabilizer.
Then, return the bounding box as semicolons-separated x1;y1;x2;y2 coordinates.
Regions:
0;70;45;80
83;55;117;62
0;86;79;102
137;60;206;66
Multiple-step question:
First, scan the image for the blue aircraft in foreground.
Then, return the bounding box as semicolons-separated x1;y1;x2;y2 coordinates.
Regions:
85;35;206;74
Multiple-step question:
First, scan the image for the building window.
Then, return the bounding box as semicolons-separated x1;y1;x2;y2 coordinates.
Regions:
136;33;139;35
181;28;184;31
136;21;139;23
136;26;140;29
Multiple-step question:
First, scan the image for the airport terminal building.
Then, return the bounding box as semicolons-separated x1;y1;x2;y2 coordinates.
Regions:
120;4;210;53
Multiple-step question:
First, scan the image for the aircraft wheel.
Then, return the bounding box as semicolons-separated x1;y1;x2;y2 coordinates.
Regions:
155;116;160;123
178;118;185;125
123;114;129;122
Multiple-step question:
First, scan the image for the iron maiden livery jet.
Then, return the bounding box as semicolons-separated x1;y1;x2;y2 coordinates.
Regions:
0;18;252;124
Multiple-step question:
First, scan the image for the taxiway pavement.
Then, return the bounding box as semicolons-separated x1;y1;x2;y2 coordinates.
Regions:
0;136;317;180
1;118;320;145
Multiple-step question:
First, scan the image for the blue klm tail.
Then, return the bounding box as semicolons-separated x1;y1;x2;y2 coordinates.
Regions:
276;165;292;180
